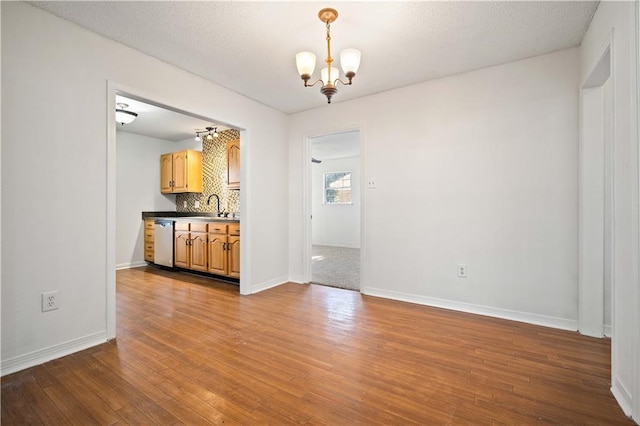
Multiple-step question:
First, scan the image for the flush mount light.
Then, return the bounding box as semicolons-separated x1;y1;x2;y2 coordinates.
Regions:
295;8;361;104
115;103;138;125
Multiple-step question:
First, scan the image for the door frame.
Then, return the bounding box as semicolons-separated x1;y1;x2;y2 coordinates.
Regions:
579;34;613;339
302;126;366;291
106;81;249;339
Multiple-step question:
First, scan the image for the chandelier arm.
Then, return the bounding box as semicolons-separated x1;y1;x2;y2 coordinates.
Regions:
303;78;324;88
334;78;354;87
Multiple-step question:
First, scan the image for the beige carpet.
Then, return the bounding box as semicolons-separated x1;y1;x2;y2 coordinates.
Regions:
311;245;360;291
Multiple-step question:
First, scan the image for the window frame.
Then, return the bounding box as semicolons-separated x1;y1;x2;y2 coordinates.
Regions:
323;171;353;205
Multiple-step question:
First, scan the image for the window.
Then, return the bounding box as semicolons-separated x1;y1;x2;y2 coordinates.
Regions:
324;172;352;204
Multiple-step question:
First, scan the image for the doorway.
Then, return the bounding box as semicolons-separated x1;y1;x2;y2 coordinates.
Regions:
107;82;248;339
309;130;361;291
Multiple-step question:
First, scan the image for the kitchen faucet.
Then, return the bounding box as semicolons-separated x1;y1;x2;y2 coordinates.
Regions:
206;194;221;215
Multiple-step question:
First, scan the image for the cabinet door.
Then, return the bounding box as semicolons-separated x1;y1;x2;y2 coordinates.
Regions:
172;151;188;192
228;236;240;278
174;231;190;269
226;140;240;190
190;232;208;272
160;153;173;193
208;234;228;275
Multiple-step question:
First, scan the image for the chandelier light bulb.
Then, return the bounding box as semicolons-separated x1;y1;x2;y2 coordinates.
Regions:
340;48;361;76
320;67;340;86
296;51;317;79
195;133;201;142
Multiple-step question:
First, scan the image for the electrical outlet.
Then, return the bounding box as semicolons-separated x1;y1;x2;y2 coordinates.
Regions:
367;178;377;189
42;291;59;312
457;264;467;278
195;200;200;208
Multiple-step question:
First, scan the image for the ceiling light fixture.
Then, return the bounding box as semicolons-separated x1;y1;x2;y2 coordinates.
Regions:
195;126;219;142
295;8;361;104
115;103;138;125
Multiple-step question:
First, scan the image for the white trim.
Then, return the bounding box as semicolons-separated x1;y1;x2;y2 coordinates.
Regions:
363;287;579;331
604;324;613;338
106;81;117;340
1;332;107;377
250;276;288;294
612;376;633;417
312;243;360;249
303;125;366;288
633;2;640;421
238;128;250;296
115;261;148;270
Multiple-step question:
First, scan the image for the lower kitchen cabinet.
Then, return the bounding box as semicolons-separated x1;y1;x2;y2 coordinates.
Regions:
190;232;208;272
144;219;155;262
207;233;228;275
173;221;240;279
174;228;190;269
228;235;240;278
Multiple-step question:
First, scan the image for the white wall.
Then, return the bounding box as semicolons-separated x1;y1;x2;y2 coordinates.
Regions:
311;156;360;248
580;1;639;419
290;48;580;329
1;2;289;374
116;131;177;269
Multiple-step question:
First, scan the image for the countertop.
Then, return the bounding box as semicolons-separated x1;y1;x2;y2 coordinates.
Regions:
142;211;239;222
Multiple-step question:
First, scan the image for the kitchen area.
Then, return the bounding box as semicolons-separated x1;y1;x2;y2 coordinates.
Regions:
116;95;241;285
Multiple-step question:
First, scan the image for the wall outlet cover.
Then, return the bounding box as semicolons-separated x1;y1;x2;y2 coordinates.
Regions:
457;264;468;278
42;291;59;312
367;178;377;189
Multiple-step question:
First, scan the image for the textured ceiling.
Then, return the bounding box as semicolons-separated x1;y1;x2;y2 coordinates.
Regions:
31;1;599;114
311;131;360;161
115;95;230;142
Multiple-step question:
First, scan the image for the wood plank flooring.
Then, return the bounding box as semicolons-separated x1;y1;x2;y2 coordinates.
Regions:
2;266;633;424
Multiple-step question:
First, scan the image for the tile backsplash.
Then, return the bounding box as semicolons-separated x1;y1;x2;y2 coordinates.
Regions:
176;129;240;214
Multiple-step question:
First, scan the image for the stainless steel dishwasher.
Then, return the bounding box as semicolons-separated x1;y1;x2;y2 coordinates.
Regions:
153;219;174;268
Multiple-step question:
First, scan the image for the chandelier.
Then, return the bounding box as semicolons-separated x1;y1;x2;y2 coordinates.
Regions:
295;8;361;104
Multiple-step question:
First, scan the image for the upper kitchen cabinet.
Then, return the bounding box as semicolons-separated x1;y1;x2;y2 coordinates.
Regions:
226;140;240;190
160;149;203;194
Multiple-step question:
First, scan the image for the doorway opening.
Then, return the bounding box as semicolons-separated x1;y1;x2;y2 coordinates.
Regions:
309;130;361;291
107;83;247;339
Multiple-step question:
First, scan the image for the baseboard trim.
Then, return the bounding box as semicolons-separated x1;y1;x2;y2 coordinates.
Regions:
611;376;633;417
313;243;360;249
116;260;147;270
604;324;612;337
251;276;288;294
288;276;305;284
1;331;108;376
363;287;578;331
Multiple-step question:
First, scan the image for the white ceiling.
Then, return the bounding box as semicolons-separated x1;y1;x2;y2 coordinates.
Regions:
311;131;360;161
115;95;230;142
31;1;599;115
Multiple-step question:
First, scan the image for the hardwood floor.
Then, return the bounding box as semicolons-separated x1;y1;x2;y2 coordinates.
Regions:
2;266;632;424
